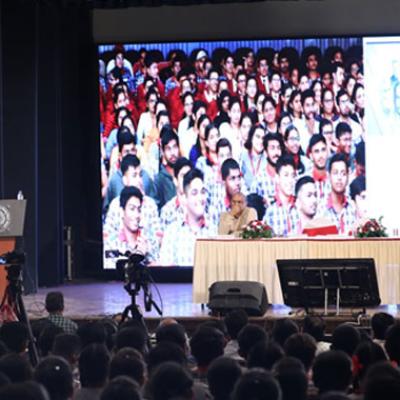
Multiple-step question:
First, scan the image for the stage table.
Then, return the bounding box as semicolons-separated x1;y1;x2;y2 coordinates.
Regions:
193;237;400;305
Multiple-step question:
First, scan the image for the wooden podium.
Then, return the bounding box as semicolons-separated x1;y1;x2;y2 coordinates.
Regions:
0;200;27;299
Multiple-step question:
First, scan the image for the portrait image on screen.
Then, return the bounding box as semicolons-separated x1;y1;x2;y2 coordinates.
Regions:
99;37;367;268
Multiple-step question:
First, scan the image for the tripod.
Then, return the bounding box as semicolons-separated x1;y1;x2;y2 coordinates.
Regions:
0;264;39;366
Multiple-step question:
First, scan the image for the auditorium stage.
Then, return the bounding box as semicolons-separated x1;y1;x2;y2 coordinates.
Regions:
23;281;400;334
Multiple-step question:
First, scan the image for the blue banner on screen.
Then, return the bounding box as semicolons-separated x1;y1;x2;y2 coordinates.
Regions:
99;37;373;268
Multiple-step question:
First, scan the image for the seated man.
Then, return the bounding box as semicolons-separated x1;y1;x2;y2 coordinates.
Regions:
45;292;78;334
218;192;257;236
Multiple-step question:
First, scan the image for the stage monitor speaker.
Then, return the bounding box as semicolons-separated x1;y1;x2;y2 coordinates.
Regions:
208;281;268;316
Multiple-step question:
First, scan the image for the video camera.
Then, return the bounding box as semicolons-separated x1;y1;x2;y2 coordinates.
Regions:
105;250;149;286
0;251;25;283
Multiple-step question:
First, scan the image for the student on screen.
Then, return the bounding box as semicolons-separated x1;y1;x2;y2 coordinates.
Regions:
250;133;284;206
334;89;363;145
103;128;155;215
103;186;151;260
307;134;331;204
259;96;278;135
241;125;268;192
160;168;216;266
263;154;297;237
320;153;356;235
104;154;161;261
289;176;318;235
209;158;243;227
160;157;192;230
154;127;180;210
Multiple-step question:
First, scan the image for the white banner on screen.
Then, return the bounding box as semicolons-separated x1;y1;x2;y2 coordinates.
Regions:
364;36;400;234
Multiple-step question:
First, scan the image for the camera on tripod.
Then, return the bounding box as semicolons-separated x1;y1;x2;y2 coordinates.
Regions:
0;251;25;283
105;249;161;317
116;253;148;287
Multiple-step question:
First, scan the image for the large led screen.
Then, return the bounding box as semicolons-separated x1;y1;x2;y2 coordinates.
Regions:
99;37;370;268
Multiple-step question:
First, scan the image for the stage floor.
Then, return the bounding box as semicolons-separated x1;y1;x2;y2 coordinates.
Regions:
23;281;400;333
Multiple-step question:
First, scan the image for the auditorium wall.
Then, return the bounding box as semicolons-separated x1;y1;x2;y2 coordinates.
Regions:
93;0;400;43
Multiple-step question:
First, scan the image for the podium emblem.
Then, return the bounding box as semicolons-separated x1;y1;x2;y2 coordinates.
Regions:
0;205;11;233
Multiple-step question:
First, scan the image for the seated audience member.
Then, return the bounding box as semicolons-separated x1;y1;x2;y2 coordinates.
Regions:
109;348;145;387
352;341;386;394
312;351;352;395
155;322;188;353
233;369;282;400
160;168;217;265
271;318;299;347
363;361;400;400
149;361;193;400
160;157;192;229
75;343;110;400
272;357;308;400
38;324;63;358
247;340;285;371
207;356;242;400
190;326;225;382
44;291;78;334
52;333;81;390
263;155;297;237
384;322;400;365
77;321;107;349
154;127;180;210
34;356;74;400
218;192;257;235
0;322;29;354
331;323;360;357
0;353;32;383
52;333;81;367
284;333;317;374
0;381;49;400
289;176;318;234
115;327;147;354
100;376;141;400
371;312;394;349
303;315;330;355
237;324;268;361
147;342;187;376
224;309;248;360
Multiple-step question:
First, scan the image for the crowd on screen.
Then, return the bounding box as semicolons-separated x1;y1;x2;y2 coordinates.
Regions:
1;291;400;400
99;43;366;265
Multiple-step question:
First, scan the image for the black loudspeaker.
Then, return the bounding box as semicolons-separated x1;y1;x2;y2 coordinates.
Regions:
208;281;269;316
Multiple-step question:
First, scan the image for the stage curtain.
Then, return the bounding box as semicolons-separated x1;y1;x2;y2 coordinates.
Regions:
0;1;97;291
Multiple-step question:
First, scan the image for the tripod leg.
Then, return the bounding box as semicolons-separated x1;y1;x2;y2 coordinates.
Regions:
15;291;39;366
